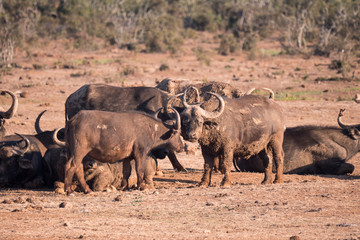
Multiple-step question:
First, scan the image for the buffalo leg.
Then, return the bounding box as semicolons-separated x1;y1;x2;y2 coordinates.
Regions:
64;157;76;194
74;162;92;193
220;147;233;187
213;156;221;173
65;151;92;194
259;150;273;184
199;148;214;187
270;133;284;183
167;150;187;172
133;148;146;190
143;157;156;190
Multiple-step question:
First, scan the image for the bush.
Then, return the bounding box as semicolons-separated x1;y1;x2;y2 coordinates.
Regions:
218;33;239;56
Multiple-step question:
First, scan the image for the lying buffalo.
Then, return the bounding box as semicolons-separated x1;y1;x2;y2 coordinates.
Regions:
234;109;357;175
44;141;160;192
0;110;64;188
65;84;186;172
168;87;285;187
0;134;43;188
83;156;157;192
0;90;18;140
56;107;183;194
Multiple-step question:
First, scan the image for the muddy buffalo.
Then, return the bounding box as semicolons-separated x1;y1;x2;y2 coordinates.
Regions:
64;84;186;172
169;87;285;187
58;108;183;194
234;109;358;175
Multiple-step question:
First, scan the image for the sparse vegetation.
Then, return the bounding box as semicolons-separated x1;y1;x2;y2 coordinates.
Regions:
159;64;170;71
0;0;359;68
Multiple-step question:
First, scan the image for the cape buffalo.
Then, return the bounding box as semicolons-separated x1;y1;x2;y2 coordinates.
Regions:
234;109;357;175
59;108;183;194
84;156;157;192
169;87;285;187
0;90;18;140
0;110;65;188
65;83;186;172
0;134;43;188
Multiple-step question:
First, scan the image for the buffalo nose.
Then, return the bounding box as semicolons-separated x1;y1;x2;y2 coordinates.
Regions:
186;132;198;141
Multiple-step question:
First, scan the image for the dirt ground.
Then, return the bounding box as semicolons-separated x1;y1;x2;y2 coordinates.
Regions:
1;36;360;240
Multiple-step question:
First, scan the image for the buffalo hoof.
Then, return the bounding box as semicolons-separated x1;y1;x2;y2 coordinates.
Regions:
220;181;231;188
261;179;273;184
274;178;284;184
84;187;93;194
55;187;66;195
198;182;209;188
155;170;164;176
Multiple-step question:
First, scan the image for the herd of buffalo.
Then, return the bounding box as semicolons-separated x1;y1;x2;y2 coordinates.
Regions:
0;79;358;194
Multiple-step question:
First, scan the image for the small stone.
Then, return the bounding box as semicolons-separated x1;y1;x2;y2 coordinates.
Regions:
59;202;72;209
14;197;26;204
63;221;71;227
2;199;12;204
114;195;123;202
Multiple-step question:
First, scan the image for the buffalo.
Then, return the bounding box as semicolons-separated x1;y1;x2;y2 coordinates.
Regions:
83;156;157;192
168;87;285;187
65;83;186;172
0;110;64;188
234;108;357;175
0;133;43;188
56;107;183;194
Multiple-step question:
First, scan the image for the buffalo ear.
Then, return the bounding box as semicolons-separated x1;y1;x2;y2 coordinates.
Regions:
348;128;360;139
18;158;34;169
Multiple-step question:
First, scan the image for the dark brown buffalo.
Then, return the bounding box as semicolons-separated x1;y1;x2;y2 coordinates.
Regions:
0;90;18;140
0;134;44;188
60;108;183;194
169;87;285;187
0;110;65;188
234;109;357;175
64;83;186;172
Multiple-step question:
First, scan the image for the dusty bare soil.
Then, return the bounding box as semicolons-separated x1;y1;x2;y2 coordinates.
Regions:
1;36;360;240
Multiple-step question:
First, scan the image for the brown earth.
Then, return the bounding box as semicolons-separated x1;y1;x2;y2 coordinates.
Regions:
1;36;360;240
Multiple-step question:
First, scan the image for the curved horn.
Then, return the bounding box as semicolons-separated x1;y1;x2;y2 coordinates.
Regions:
245;88;256;95
262;88;275;100
153;108;163;120
165;92;184;116
15;133;30;155
35;110;47;134
337;108;357;129
53;128;66;147
183;86;201;107
169;107;181;131
0;90;18;119
198;92;225;119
